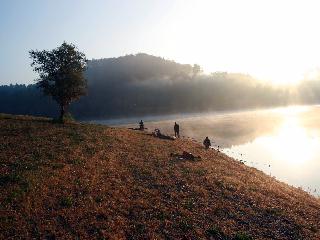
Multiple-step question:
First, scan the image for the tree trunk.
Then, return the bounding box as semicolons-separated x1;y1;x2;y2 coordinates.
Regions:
60;104;66;123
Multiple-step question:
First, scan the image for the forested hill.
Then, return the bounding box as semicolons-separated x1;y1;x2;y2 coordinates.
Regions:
1;53;320;120
87;53;194;84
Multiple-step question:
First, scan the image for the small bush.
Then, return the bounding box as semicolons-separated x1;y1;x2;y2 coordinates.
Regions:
52;112;75;124
234;232;253;240
59;196;73;208
68;158;83;165
194;168;207;176
265;207;282;216
95;196;103;203
5;181;30;203
206;226;227;239
63;112;75;122
51;163;65;170
0;174;22;186
310;225;317;233
183;198;195;210
177;219;194;232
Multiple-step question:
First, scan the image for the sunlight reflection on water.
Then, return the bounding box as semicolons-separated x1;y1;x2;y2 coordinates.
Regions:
225;106;320;196
94;105;320;196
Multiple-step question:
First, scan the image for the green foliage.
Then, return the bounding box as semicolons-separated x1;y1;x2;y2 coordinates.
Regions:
234;232;253;240
51;163;65;170
183;198;196;210
310;226;318;233
177;219;194;232
59;196;73;208
94;196;103;203
193;168;207;176
5;180;31;204
0;174;22;186
265;207;282;216
68;128;84;143
205;226;227;239
63;112;75;122
29;42;87;122
68;158;83;165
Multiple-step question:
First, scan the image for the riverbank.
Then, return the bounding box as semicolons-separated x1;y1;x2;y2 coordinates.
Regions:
0;113;319;239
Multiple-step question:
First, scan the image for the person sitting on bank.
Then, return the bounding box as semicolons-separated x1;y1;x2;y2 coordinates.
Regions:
139;120;144;130
174;122;180;138
203;136;211;149
153;128;175;140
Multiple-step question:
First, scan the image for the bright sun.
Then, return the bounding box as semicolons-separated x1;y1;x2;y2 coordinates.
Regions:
253;70;304;85
158;0;320;86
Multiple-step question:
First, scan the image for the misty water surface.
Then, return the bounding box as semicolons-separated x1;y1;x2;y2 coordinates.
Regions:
93;105;320;197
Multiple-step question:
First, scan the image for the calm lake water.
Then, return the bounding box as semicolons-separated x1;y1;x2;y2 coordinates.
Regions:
92;105;320;197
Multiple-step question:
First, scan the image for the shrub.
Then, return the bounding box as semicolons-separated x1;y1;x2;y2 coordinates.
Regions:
234;232;253;240
59;196;73;208
206;226;227;239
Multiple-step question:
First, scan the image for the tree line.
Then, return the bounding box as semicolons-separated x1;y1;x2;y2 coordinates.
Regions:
1;47;320;120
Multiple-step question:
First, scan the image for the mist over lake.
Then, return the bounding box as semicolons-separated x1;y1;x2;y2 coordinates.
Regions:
94;105;320;196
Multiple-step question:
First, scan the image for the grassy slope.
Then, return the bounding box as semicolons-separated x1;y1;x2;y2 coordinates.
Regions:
0;113;319;240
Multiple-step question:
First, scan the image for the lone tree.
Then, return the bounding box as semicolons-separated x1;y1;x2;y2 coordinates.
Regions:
30;42;87;122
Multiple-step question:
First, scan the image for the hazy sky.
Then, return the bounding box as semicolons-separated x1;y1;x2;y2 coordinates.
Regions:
1;0;320;85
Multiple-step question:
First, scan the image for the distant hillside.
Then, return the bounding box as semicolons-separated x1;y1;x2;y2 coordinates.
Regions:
1;53;320;119
0;114;319;239
87;53;194;84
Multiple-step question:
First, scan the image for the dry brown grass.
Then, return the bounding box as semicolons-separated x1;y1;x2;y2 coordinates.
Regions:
0;114;319;239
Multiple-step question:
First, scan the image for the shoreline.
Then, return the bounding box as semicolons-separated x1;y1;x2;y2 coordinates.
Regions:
1;114;320;239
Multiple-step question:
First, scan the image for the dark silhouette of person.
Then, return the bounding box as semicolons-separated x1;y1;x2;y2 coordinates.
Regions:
203;136;211;149
139;120;144;130
174;122;180;138
153;128;175;140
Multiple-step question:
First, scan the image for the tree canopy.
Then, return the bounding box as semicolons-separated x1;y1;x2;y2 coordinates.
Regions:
29;42;87;121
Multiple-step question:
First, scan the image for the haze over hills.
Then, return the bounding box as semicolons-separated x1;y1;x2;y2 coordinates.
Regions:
1;53;320;120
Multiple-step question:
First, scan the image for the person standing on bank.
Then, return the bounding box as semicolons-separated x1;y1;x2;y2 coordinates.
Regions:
139;120;144;130
203;136;211;149
174;122;180;138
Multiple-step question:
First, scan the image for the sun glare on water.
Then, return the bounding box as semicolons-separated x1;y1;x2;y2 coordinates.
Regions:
258;110;319;166
264;119;316;165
